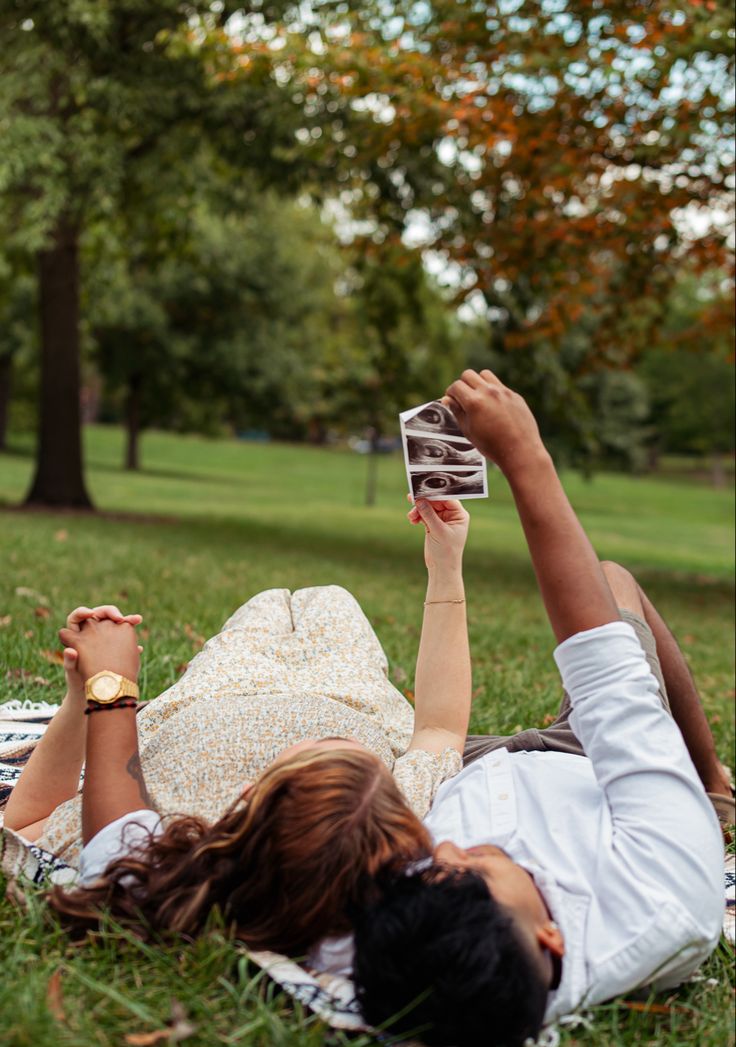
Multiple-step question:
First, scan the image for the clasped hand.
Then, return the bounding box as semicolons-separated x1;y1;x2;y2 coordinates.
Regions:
58;605;143;698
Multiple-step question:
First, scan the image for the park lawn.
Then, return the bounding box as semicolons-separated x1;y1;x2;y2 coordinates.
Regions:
0;426;734;1047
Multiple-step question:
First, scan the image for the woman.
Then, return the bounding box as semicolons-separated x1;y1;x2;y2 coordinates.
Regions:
3;498;472;954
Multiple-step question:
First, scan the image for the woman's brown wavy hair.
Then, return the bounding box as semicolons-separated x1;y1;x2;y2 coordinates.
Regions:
47;748;432;954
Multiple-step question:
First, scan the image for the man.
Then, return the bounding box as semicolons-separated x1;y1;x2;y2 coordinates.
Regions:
352;369;731;1047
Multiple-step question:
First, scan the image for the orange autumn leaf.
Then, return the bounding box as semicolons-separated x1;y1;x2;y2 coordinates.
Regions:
621;1000;688;1015
124;1032;172;1047
183;624;204;648
41;649;65;666
124;1000;196;1044
46;970;66;1023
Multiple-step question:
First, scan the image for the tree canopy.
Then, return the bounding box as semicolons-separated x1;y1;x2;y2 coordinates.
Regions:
0;0;733;502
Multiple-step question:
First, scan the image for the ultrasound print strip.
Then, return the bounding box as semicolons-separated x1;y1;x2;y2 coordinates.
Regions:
405;433;484;469
401;400;464;438
409;469;486;500
400;398;488;501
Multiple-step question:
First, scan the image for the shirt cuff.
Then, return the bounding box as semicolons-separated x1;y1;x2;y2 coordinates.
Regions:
553;621;650;701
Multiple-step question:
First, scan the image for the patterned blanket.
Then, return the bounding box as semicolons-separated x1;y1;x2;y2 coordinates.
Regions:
1;701;733;1039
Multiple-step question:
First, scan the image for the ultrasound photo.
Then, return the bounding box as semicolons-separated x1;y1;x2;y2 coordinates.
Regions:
406;434;484;469
400;398;488;501
409;470;486;499
402;400;464;438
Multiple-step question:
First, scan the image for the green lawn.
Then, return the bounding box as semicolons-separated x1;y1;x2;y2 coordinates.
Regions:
0;427;734;1046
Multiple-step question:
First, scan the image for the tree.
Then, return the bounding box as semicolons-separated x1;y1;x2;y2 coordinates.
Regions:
88;190;354;466
0;255;35;452
341;242;463;503
0;0;299;506
292;0;734;461
6;1;732;492
638;272;735;482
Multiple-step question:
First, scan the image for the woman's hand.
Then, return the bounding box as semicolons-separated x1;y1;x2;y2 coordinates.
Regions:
408;497;470;574
60;605;143;694
409;497;471;756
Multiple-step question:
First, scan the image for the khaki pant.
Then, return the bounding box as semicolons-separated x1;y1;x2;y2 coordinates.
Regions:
464;610;670;765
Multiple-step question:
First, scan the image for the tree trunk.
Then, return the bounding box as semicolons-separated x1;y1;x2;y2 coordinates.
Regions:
0;352;12;452
24;217;93;508
710;453;725;488
365;426;380;507
307;418;328;445
125;371;143;471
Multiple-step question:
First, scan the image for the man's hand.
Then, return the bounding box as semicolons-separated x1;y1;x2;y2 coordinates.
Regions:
446;370;619;642
59;614;142;685
444;369;546;477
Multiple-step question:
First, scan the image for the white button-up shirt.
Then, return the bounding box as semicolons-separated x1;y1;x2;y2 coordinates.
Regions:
424;621;724;1020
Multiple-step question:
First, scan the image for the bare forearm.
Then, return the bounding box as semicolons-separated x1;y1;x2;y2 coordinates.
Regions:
414;567;471;741
4;692;86;832
82;709;152;845
507;451;619;642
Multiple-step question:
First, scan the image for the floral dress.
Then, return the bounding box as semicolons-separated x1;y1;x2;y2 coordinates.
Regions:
36;586;461;868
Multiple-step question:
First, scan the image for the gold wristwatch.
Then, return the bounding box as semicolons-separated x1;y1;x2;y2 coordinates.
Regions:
85;670;140;705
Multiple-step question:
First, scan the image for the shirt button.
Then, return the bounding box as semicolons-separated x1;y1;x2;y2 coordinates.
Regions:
498;792;508;800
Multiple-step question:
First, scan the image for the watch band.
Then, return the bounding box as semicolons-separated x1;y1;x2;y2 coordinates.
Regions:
115;677;139;700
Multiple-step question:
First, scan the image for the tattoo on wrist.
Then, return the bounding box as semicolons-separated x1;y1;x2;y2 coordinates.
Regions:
125;752;152;807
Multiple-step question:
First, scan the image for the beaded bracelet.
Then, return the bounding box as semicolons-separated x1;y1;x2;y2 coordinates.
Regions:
84;700;138;716
424;598;466;606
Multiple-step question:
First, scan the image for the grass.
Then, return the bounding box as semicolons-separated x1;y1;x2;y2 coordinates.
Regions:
0;426;734;1046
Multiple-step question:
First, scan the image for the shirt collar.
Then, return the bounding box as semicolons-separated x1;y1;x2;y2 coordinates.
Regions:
522;864;590;1021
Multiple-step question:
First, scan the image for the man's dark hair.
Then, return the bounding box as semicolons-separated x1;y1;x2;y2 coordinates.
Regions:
352;864;549;1047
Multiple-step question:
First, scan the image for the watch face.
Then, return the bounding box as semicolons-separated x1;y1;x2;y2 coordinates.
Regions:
92;673;120;702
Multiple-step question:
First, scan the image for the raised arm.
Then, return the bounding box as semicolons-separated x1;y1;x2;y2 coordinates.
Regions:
445;370;619;642
4;605;141;840
445;371;724;985
408;498;471;754
58;617;150;845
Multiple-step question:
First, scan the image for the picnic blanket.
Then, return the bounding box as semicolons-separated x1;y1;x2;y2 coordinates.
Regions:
1;700;734;1039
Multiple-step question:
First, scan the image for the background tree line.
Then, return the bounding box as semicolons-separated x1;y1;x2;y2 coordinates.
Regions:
0;0;733;508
